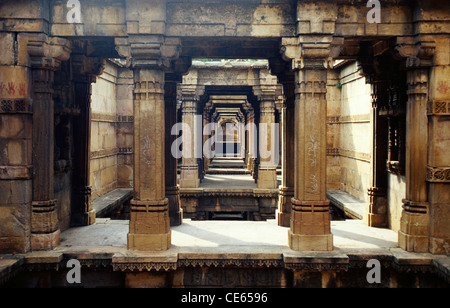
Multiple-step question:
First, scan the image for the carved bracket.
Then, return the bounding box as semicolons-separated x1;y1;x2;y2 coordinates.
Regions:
27;34;72;70
115;35;182;70
394;36;435;69
280;36;344;70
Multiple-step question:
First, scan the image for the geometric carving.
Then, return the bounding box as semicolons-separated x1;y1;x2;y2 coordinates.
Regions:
427;167;450;183
0;99;31;114
427;101;450;116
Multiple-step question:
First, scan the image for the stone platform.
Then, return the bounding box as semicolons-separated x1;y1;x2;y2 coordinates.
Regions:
0;218;450;287
1;219;449;287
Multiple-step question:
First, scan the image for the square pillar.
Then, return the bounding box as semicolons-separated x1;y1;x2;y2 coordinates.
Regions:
256;96;278;189
289;60;333;251
128;67;170;251
179;86;202;188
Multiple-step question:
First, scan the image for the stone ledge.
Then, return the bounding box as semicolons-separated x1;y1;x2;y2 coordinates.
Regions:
327;189;365;220
0;257;24;286
93;188;133;218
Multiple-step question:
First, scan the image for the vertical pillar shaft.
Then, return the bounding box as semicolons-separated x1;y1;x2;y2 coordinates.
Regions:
257;99;278;189
165;80;182;226
367;80;389;227
71;72;96;226
277;84;295;226
128;67;170;251
180;95;200;188
399;68;430;252
31;68;60;250
289;65;333;251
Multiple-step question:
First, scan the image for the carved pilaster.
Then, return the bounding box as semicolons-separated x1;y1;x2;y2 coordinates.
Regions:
395;37;435;253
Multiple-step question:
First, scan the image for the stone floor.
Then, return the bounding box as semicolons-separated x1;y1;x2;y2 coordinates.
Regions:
2;218;449;287
59;218;398;252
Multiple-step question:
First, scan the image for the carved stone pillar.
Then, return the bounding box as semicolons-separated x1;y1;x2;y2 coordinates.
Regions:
71;53;104;227
28;35;71;250
128;66;171;251
179;85;203;188
116;36;182;251
396;38;435;253
290;62;332;251
257;96;278;189
246;109;256;174
367;79;389;227
281;36;341;251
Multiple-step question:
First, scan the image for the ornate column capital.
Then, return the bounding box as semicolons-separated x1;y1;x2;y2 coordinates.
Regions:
71;55;105;83
27;34;71;70
280;36;344;70
394;36;436;69
115;35;182;70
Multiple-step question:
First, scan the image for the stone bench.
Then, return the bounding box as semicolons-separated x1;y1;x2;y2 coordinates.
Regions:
93;188;133;218
326;189;365;220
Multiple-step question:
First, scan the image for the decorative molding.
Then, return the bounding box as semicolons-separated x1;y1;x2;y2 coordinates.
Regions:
326;148;340;156
112;262;177;272
326;114;370;124
0;99;31;114
402;199;429;214
90;147;133;159
178;258;283;268
91;113;134;123
428;101;450;116
427;167;450;183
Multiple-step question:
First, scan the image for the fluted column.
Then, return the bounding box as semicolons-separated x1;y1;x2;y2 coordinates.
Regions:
28;35;71;250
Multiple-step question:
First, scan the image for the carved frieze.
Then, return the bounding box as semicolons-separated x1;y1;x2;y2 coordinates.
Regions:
427;167;450;183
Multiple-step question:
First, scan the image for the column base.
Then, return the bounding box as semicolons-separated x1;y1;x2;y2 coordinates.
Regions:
277;186;293;227
31;230;60;251
366;187;387;227
276;210;291;228
167;186;183;227
257;168;278;189
399;199;429;253
288;230;333;251
180;166;200;188
398;230;429;253
128;231;172;251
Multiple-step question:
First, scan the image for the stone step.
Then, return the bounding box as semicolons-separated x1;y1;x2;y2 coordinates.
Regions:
206;168;251;175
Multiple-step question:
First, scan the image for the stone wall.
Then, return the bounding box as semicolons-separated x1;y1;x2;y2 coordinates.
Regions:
90;60;133;200
337;62;372;203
